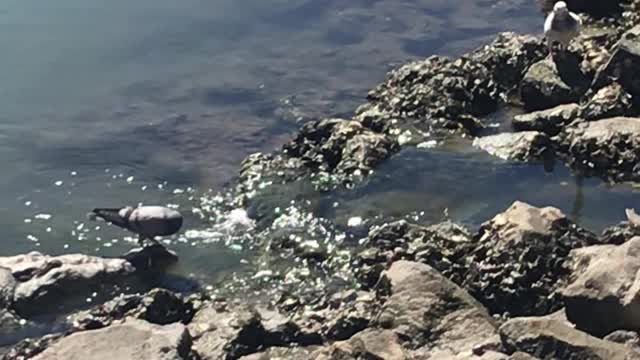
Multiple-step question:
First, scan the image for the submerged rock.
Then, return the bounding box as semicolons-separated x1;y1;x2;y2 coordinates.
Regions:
463;201;600;317
560;237;640;337
31;319;194;360
0;252;135;316
512;103;580;136
499;317;638;359
559;117;640;182
472;131;552;161
377;261;501;359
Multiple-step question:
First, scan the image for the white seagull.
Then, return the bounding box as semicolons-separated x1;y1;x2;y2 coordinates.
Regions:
544;1;582;56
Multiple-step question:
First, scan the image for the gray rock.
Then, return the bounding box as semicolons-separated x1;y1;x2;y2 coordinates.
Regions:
520;58;586;111
581;83;634;121
0;267;16;309
512;103;580;136
188;303;276;359
122;244;179;272
559;237;640;336
238;346;319;360
472;131;551;161
135;288;194;325
0;252;135;316
311;329;408;360
499;317;639;360
592;25;640;107
559;117;640;182
377;261;500;359
31;319;193;360
463;201;600;317
605;330;640;353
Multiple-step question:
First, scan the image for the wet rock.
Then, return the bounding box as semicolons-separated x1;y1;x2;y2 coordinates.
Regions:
472;131;551;161
0;252;135;316
0;267;16;309
311;329;408;360
592;25;640;108
134;288;194;325
322;291;376;341
69;294;143;331
601;221;640;245
537;0;625;17
512;103;580;136
559;117;640;182
188;303;266;359
520;57;587;111
463;201;600;317
122;244;179;272
605;330;640;353
581;83;634;121
2;333;63;360
0;310;49;347
255;305;322;346
499;317;639;359
559;237;640;337
377;261;500;359
31;319;193;360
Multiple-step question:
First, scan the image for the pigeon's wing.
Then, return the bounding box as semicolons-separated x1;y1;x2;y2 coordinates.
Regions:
544;12;554;35
626;208;640;227
90;208;129;229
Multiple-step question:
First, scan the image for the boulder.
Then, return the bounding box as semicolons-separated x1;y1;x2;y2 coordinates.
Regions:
31;319;193;360
463;201;599;317
605;330;640;353
472;131;551;161
559;237;640;336
311;329;408;360
520;57;587;112
239;346;319;360
134;288;194;325
512;104;580;136
592;25;640;107
581;83;634;121
0;252;135;316
499;317;639;359
377;261;500;359
559;117;640;182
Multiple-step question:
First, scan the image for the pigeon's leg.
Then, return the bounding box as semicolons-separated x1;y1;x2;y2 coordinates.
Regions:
138;234;146;247
546;38;554;59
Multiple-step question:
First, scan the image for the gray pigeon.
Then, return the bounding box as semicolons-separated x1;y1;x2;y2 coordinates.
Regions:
89;206;183;245
544;1;581;56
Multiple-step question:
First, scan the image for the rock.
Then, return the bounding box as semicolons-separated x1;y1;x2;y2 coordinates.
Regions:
322;291;376;341
3;333;64;360
0;267;16;309
472;131;552;161
537;0;625;17
605;330;640;353
592;25;640;108
238;346;319;360
135;288;194;325
559;237;640;337
188;303;266;359
377;261;500;358
463;201;600;317
255;305;322;346
520;57;587;111
311;329;408;360
31;319;193;360
0;310;49;347
512;103;580;136
499;317;639;359
601;221;640;245
69;294;143;331
559;117;640;182
0;252;135;316
581;83;634;121
122;244;179;272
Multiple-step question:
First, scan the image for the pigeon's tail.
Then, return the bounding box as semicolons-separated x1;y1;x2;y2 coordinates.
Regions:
89;208;129;229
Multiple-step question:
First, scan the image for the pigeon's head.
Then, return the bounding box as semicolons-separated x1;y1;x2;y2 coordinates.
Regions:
553;1;569;14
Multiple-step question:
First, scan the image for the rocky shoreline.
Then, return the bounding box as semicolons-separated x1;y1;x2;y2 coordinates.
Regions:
4;0;640;359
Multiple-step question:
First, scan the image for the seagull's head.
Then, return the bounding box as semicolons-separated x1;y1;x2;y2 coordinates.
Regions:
553;1;569;14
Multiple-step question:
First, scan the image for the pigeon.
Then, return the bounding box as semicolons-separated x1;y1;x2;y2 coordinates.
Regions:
89;206;183;245
544;1;582;56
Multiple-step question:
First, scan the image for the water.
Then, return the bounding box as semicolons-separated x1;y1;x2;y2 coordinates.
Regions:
1;0;637;294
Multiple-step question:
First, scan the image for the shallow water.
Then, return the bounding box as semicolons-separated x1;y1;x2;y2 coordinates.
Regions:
2;0;636;291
